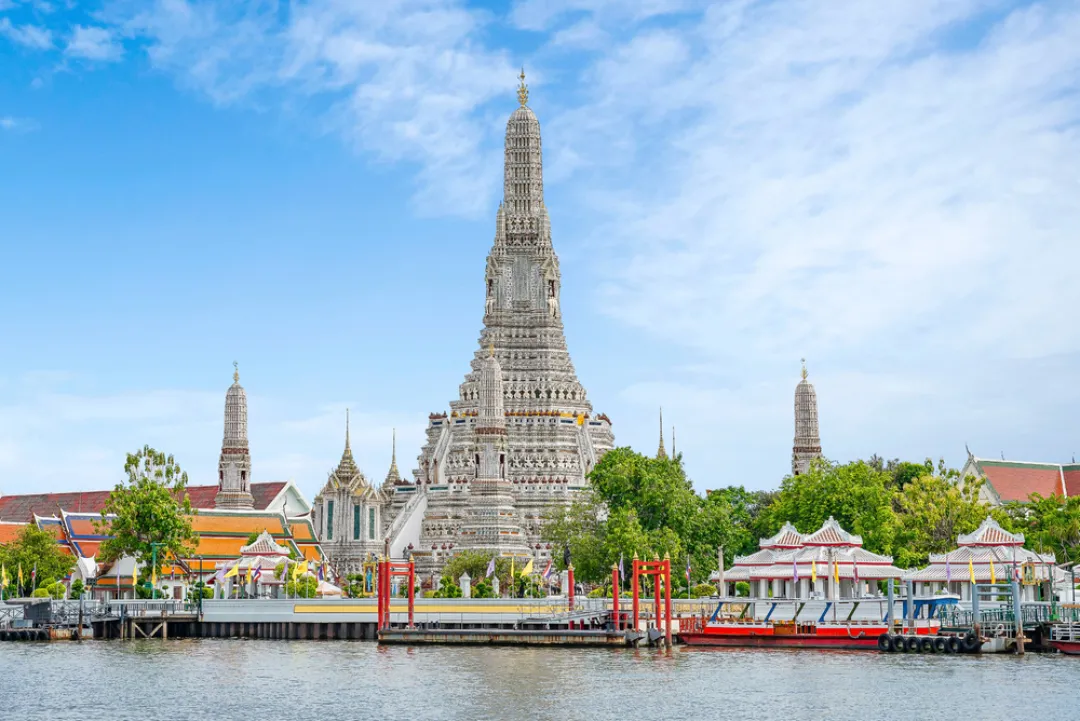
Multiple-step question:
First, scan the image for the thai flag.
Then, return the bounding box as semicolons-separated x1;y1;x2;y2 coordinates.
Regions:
252;566;262;583
485;557;496;578
685;556;691;582
318;564;325;581
542;559;553;580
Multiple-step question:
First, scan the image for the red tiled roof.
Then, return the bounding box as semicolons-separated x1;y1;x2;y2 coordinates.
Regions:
0;482;289;523
1064;465;1080;498
977;460;1065;502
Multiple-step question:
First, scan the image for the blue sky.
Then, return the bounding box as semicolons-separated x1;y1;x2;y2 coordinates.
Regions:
1;0;1078;501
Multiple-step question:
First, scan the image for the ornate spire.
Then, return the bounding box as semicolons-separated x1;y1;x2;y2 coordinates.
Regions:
334;409;360;481
478;351;506;432
384;428;401;487
792;359;822;476
671;426;676;458
216;362;254;509
517;68;528;106
657;407;667;459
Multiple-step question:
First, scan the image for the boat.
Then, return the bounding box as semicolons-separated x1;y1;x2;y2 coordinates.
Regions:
679;597;956;651
1049;623;1080;655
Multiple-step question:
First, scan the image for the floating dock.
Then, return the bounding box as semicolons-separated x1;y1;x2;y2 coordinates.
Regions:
378;627;643;646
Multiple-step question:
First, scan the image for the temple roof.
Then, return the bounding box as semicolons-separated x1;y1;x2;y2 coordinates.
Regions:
968;456;1066;503
802;516;861;547
240;530;291;557
0;521;26;544
760;522;803;549
0;481;290;523
957;516;1023;546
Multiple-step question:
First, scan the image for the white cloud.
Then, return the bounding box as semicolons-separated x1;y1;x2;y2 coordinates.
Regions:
65;24;123;61
0;17;53;49
101;0;518;216
0;114;37;132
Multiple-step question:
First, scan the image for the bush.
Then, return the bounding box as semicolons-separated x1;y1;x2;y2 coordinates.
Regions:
692;583;716;598
587;587;605;598
286;575;318;599
473;581;495;599
31;588;50;598
70;579;85;599
735;581;750;597
433;577;463;598
46;582;66;600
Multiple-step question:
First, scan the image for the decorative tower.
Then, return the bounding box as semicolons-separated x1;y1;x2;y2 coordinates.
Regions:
216;362;254;510
383;429;402;489
657;408;667;459
792;359;823;476
457;348;530;557
411;71;614;574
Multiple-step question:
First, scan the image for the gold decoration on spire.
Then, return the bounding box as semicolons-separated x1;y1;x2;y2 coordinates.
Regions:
517;67;529;106
801;358;808;380
233;360;239;383
489;343;495;357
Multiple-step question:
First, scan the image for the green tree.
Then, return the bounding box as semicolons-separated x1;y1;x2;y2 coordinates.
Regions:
1007;494;1080;566
0;524;75;594
70;579;85;599
286;575;318;598
95;446;199;581
543;490;609;581
893;470;993;567
763;459;897;555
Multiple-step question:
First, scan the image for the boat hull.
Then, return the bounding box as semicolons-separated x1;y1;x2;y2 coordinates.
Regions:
1050;640;1080;656
680;629;885;650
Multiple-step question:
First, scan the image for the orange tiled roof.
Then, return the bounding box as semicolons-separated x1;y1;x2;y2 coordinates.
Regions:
190;512;289;537
0;522;27;544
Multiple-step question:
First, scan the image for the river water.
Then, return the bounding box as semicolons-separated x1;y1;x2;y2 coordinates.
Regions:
0;641;1073;720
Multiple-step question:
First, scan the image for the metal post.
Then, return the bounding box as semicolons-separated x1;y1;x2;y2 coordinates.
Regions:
905;579;915;632
971;581;980;639
407;560;415;629
612;565;620;631
664;558;673;648
886;578;894;630
1012;578;1025;655
632;558;640;631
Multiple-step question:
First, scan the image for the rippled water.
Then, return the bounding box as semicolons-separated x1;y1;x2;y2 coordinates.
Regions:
0;641;1074;721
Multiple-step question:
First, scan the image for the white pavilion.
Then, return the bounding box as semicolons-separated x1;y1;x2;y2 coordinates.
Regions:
715;517;904;600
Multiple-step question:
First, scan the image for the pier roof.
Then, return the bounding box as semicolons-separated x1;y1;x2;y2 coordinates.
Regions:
903;516;1057;583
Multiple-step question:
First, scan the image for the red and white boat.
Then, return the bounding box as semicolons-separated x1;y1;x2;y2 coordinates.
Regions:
1049;624;1080;655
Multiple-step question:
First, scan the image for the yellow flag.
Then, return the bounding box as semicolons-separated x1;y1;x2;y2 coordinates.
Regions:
521;559;534;576
968;558;976;584
833;560;840;584
811;561;817;584
989;559;996;584
132;563;138;589
224;563;239;579
151;565;157;588
296;560;309;577
2;563;8;587
245;565;253;584
18;565;24;587
511;556;515;577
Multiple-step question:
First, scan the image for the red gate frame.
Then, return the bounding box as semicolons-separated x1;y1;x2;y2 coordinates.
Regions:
631;555;672;646
377;557;416;631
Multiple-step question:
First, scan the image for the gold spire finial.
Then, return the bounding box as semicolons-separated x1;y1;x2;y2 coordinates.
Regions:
489;343;495;357
801;358;808;380
233;360;239;383
517;67;528;106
